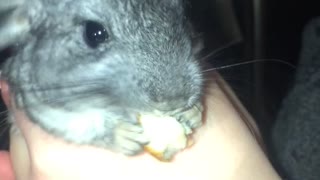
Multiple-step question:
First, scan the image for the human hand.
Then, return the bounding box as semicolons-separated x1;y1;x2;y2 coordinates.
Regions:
0;75;281;180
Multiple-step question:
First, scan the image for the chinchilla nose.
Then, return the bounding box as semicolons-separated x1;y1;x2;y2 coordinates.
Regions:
144;61;202;111
152;97;188;111
148;86;197;111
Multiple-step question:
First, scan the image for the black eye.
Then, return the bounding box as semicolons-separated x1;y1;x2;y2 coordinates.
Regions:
84;20;108;48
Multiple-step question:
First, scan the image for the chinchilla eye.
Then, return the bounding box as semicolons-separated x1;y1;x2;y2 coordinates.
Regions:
84;20;108;48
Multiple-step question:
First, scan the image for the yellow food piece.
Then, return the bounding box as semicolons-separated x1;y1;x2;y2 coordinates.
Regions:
138;114;191;162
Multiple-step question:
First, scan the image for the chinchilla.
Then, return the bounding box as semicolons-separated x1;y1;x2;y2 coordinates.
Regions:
0;0;204;158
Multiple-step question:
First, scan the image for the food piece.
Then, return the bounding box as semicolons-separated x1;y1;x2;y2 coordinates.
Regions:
138;114;192;162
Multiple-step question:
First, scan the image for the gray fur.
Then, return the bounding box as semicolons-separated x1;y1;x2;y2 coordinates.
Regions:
0;0;203;156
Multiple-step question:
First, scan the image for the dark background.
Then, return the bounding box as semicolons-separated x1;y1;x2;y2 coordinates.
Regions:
0;0;319;175
186;0;319;143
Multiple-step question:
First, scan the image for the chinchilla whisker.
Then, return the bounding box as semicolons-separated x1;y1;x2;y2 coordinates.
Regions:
0;110;9;116
0;120;9;128
202;58;296;73
0;116;10;129
199;75;213;81
0;119;6;127
198;39;242;62
0;121;10;138
201;77;253;85
26;88;111;107
14;79;108;92
201;78;217;83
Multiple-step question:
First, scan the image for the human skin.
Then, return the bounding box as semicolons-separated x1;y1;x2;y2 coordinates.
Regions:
0;74;281;180
0;151;14;180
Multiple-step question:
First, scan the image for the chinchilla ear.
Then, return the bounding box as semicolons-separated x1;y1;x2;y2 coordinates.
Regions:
0;0;30;50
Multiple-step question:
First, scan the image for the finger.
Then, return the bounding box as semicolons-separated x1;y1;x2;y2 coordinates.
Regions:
0;151;15;180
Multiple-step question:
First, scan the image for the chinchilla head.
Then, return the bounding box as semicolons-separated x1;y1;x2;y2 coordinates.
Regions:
0;0;203;116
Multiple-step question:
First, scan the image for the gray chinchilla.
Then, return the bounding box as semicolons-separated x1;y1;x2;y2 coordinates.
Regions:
0;0;204;158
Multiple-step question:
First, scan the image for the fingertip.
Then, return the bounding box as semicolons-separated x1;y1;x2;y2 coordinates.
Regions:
0;151;15;180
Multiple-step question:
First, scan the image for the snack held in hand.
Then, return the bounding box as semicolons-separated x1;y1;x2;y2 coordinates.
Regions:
138;114;193;162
